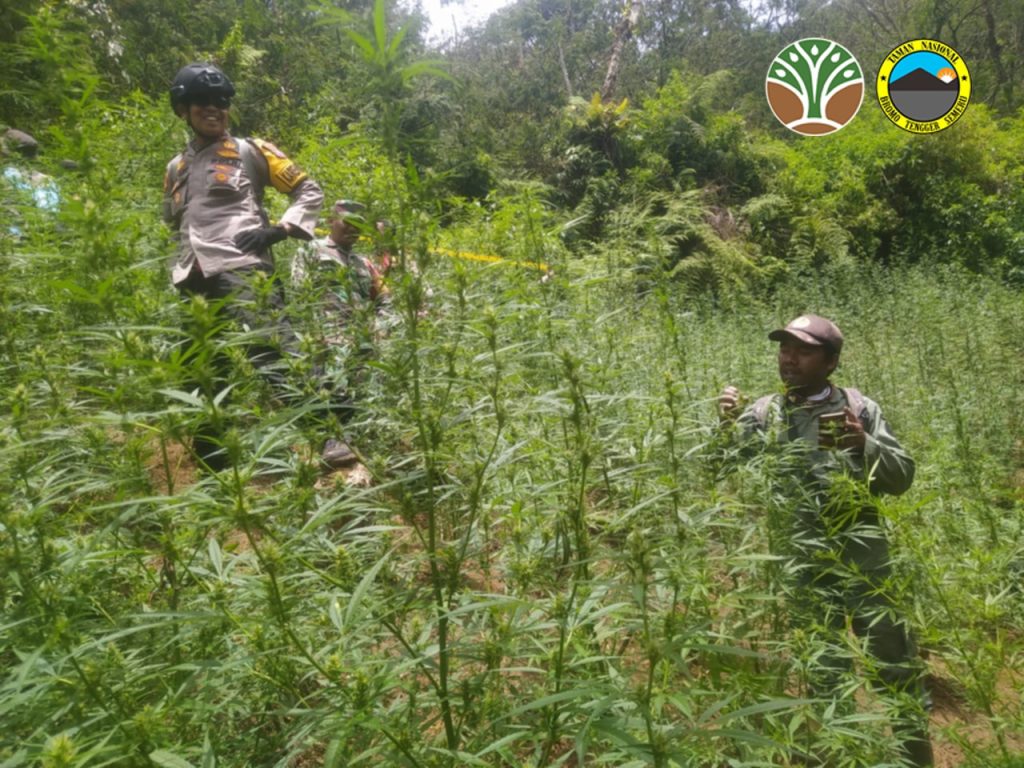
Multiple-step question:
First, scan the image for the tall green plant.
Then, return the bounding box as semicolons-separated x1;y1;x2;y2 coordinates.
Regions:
314;0;450;161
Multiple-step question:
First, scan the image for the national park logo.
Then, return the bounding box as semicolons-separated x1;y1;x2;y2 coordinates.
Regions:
766;39;864;135
876;39;970;133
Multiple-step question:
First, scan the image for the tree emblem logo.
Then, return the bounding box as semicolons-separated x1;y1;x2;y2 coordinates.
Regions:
766;38;864;135
876;39;970;134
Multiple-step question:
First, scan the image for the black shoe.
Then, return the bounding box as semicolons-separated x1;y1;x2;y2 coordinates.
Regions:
322;438;357;468
193;435;228;472
899;730;934;767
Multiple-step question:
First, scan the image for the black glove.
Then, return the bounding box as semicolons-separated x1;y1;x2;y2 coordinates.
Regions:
233;225;288;253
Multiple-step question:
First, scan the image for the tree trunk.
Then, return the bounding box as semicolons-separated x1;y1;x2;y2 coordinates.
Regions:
983;0;1012;108
601;0;641;101
558;37;573;98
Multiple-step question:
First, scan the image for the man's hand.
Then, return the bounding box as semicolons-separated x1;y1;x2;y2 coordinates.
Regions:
719;385;742;421
233;225;288;253
837;407;866;453
819;406;866;453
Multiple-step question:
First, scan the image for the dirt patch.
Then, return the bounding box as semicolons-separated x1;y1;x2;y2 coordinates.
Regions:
926;655;1024;767
145;436;197;493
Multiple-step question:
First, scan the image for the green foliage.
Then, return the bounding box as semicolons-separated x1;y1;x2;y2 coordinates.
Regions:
0;1;99;126
313;0;451;163
444;180;566;270
6;159;1024;762
2;2;1024;766
764;106;1024;276
635;69;773;203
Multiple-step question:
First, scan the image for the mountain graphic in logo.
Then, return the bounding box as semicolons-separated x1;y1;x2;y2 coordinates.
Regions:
887;65;958;122
766;39;864;135
890;67;958;91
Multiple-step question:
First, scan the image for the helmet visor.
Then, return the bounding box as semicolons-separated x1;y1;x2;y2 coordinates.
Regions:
190;93;231;109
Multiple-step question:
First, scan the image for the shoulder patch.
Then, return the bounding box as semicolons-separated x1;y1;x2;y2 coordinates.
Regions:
256;139;287;159
277;163;303;186
248;137;308;192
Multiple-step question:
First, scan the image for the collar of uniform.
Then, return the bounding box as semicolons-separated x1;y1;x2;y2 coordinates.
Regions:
189;133;233;154
326;237;352;256
786;383;833;406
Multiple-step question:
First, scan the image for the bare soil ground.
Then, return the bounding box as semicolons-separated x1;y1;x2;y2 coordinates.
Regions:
928;657;1023;767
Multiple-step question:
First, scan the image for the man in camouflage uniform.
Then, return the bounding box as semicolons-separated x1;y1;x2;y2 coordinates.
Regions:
291;200;382;318
162;62;354;469
291;200;388;396
719;314;933;766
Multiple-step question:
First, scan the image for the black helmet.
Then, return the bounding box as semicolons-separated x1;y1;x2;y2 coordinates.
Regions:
169;63;235;110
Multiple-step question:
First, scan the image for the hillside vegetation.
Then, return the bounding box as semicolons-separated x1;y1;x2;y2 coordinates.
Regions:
2;0;1024;766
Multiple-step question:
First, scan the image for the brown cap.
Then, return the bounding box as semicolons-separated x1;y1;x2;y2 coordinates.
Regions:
768;314;843;353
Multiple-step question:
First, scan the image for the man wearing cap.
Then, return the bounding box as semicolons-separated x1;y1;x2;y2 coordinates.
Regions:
719;314;933;766
292;198;387;366
291;200;383;310
162;63;355;470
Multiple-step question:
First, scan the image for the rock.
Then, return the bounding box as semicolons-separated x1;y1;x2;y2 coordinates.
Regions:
4;129;39;157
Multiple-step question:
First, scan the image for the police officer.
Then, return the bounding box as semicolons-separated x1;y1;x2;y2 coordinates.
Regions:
163;62;355;469
719;314;933;766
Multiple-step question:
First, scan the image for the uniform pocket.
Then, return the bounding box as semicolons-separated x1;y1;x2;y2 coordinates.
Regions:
207;164;246;196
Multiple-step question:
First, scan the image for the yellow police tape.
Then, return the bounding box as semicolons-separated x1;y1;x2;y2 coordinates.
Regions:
432;247;549;273
308;232;550;273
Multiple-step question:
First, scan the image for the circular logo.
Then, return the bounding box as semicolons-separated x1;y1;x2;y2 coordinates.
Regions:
876;39;970;133
766;39;864;135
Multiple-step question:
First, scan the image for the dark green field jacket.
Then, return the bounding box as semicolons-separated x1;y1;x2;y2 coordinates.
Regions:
735;384;914;571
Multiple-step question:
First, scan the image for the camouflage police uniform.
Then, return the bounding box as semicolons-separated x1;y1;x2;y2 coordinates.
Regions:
291;235;379;321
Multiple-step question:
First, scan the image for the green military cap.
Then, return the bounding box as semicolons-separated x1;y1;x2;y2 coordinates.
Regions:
332;199;366;223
